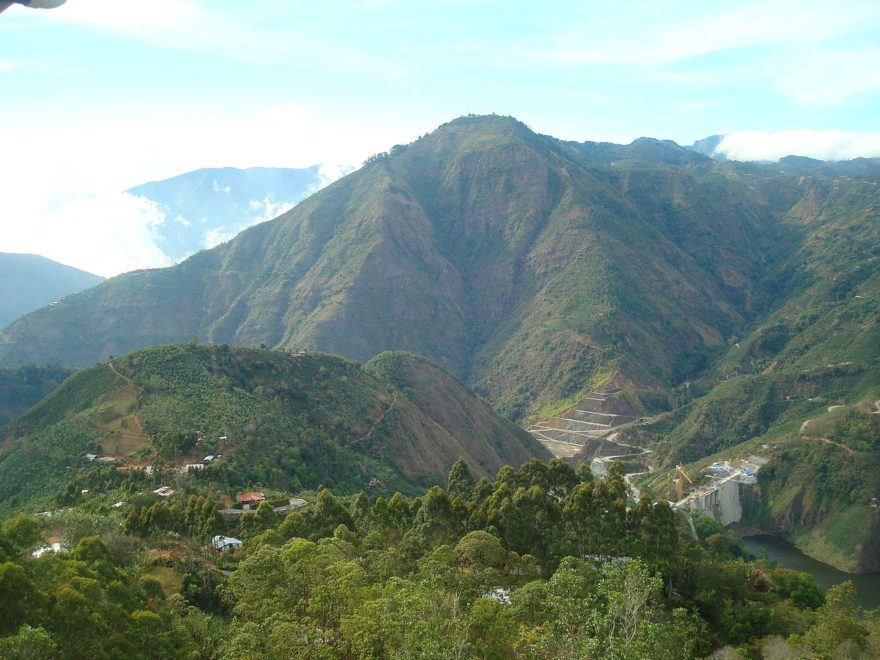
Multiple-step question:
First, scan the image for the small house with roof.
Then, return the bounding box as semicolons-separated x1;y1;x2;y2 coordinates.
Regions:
211;535;243;552
236;492;266;509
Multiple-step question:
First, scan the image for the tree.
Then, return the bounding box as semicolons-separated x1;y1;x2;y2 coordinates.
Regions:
799;581;871;658
308;489;354;540
413;486;459;547
454;531;507;572
447;458;476;501
3;516;42;555
0;624;58;659
0;563;39;635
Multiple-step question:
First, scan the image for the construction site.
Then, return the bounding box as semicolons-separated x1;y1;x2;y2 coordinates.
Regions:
529;387;656;497
671;456;769;526
530;387;768;525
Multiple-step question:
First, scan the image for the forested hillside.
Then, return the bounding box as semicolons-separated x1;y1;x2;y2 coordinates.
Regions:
5;115;876;421
0;343;546;515
0;459;875;659
1;114;877;573
0;365;75;428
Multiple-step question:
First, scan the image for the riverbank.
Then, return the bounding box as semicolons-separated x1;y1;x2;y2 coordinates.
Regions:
742;534;880;610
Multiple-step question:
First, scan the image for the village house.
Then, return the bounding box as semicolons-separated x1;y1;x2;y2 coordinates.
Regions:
211;535;243;552
32;542;68;558
236;492;266;510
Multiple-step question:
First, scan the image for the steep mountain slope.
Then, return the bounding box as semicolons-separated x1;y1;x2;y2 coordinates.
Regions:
0;253;104;327
0;115;877;570
0;364;75;428
128;166;331;261
0;343;547;513
0;115;827;420
618;177;880;571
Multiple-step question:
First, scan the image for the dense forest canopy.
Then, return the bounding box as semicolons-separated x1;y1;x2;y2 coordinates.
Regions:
0;457;876;659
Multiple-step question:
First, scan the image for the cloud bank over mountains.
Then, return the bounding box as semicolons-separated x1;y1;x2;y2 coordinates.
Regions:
712;129;880;162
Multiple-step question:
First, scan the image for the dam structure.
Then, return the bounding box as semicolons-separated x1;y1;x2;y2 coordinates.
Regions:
673;456;768;526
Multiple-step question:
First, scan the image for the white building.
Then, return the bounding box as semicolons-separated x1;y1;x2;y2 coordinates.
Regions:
211;535;243;552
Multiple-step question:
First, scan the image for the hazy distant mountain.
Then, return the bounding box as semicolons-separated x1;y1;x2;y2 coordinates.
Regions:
128;166;339;261
0;253;104;327
687;135;880;176
686;134;727;159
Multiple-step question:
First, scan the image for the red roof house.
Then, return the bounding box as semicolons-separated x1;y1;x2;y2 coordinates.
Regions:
236;492;266;504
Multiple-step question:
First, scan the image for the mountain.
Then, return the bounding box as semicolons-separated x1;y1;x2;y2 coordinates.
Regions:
0;253;104;327
0;364;75;428
127;166;337;262
0;342;547;514
687;135;880;176
1;115;878;570
0;115;813;416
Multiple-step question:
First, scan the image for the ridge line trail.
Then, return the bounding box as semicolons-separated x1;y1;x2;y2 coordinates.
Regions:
107;361;144;431
351;392;397;445
107;361;135;387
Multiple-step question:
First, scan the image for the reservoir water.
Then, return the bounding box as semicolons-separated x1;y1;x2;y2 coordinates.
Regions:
741;535;880;610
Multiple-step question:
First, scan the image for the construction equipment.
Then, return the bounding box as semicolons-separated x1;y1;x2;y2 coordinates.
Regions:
673;464;693;501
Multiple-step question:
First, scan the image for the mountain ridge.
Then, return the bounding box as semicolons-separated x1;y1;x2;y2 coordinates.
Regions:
0;342;548;515
0;252;104;328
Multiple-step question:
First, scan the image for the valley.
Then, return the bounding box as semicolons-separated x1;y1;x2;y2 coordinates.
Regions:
1;116;877;576
0;115;877;659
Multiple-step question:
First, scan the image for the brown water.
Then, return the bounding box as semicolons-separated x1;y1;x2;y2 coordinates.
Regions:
741;535;880;610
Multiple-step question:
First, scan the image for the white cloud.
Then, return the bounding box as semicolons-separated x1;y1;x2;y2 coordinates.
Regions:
679;101;720;112
1;192;172;278
775;47;880;107
248;197;293;223
714;129;880;162
532;0;880;68
0;100;405;276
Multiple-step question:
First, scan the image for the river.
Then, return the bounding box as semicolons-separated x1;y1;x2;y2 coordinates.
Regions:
741;535;880;610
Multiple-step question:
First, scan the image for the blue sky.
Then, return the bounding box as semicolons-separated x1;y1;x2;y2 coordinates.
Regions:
2;0;880;275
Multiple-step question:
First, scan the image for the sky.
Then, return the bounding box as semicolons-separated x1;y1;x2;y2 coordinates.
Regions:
1;0;880;276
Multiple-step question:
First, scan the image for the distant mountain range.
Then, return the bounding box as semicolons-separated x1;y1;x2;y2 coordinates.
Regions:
687;135;880;175
1;115;877;570
128;165;346;262
0;253;104;328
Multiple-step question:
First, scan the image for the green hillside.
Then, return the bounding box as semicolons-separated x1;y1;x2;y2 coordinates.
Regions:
0;115;821;419
0;364;75;428
0;343;547;515
0;115;878;571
